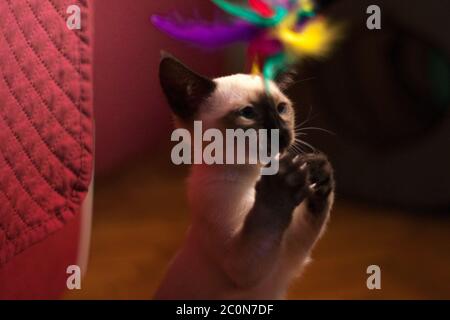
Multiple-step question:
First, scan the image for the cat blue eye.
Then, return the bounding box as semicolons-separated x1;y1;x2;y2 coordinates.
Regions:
239;106;256;119
277;102;288;115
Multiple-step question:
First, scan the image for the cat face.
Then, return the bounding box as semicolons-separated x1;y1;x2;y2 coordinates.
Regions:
159;54;296;153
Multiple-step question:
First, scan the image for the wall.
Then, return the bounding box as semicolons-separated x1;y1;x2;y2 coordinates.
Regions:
93;0;225;174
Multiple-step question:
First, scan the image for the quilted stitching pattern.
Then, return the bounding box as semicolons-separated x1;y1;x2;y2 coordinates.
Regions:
0;0;93;266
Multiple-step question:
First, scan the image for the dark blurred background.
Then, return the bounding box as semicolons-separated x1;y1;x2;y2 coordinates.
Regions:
67;0;450;299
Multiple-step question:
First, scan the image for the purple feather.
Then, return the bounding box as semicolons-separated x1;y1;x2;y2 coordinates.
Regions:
151;14;263;49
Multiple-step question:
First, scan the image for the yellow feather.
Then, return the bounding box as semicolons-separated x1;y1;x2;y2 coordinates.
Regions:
278;17;342;59
299;0;314;13
251;58;262;75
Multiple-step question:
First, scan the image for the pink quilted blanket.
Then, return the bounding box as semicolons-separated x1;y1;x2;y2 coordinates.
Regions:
0;0;93;266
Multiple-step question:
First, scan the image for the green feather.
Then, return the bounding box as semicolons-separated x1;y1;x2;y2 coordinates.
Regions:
212;0;288;27
263;53;288;91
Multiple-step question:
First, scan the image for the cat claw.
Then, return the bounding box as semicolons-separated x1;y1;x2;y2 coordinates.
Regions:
309;183;317;191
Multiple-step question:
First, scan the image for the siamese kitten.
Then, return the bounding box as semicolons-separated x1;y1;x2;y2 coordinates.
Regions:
154;54;335;300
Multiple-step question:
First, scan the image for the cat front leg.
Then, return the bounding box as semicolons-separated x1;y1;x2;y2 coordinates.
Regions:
224;154;309;288
282;153;335;266
304;153;335;217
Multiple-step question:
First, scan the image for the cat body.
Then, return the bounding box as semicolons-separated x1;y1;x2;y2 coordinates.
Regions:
154;55;334;299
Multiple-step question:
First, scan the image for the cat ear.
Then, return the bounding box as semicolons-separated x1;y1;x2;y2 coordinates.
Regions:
274;68;298;92
159;52;216;119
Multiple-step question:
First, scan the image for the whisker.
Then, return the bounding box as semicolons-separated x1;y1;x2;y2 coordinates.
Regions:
288;143;298;153
294;139;316;152
299;104;312;127
294;145;306;155
296;105;316;129
292;77;316;85
289;143;305;155
300;114;319;128
297;126;336;136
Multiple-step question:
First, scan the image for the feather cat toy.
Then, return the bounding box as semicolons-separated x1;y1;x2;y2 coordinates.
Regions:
151;0;341;81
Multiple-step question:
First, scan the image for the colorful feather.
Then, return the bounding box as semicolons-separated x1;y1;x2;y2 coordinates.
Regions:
278;17;342;58
270;0;298;9
212;0;288;27
151;0;343;81
263;53;288;89
249;0;275;18
248;35;283;60
151;15;262;49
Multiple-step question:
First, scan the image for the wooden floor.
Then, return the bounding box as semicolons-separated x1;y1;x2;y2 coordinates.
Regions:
65;154;450;300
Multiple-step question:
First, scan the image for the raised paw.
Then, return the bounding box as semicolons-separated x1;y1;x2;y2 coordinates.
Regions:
302;153;335;215
255;153;309;215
